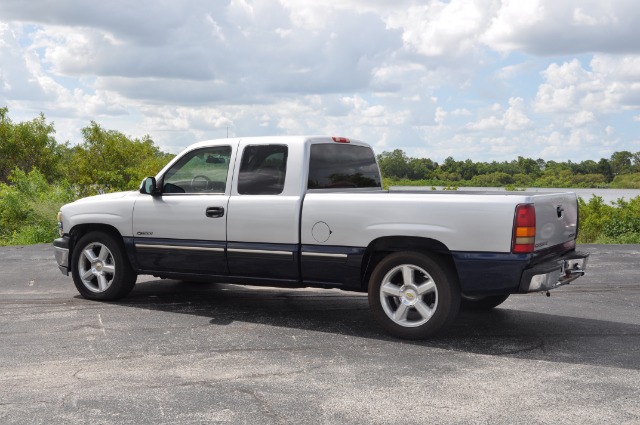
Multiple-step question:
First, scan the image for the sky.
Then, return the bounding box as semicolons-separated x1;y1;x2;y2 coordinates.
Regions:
1;0;639;163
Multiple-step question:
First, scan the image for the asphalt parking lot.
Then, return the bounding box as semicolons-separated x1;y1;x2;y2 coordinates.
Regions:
1;244;639;424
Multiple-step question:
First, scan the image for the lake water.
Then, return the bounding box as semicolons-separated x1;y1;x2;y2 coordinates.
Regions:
393;187;640;205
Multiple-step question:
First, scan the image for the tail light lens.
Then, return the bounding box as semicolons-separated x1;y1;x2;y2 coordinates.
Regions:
512;204;536;254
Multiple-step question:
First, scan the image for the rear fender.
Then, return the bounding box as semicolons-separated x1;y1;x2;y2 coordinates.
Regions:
361;236;455;291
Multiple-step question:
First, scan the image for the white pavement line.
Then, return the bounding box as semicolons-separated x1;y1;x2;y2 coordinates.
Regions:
97;314;107;336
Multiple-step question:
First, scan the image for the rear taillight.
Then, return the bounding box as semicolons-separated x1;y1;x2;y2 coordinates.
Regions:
512;204;536;254
332;137;350;143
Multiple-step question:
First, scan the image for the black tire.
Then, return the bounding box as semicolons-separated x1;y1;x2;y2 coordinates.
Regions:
368;251;460;339
460;294;510;310
71;231;137;301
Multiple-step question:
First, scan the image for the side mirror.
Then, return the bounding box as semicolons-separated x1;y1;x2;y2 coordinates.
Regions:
140;177;161;197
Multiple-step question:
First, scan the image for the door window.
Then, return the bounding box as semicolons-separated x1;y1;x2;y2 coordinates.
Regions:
162;146;232;194
238;145;288;195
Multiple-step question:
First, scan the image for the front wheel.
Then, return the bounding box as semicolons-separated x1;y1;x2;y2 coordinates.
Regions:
71;232;137;301
368;252;460;339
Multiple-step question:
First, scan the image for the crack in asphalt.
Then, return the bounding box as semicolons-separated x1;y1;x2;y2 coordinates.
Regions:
236;387;283;424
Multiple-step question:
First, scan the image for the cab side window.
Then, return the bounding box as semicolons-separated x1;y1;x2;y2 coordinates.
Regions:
238;145;288;195
162;146;232;194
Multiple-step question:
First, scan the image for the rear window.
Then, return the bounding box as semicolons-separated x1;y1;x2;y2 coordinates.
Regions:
308;144;381;189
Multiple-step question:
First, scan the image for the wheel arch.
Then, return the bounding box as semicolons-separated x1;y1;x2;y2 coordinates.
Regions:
361;236;459;291
67;224;129;272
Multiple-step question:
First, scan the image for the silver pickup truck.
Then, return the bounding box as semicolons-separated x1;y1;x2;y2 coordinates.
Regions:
53;136;588;339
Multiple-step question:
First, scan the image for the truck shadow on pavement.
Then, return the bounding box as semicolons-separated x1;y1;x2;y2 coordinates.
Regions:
110;278;640;371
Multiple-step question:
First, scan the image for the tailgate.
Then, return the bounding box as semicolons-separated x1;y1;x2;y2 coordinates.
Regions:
532;192;579;251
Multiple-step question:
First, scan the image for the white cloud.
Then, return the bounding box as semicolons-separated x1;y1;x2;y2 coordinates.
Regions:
538;127;608;158
566;111;595;127
534;57;640;114
572;7;617;27
503;97;533;130
451;108;472;117
434;107;446;125
0;0;639;162
0;23;49;102
482;0;640;55
591;54;640;82
605;125;615;136
467;97;532;132
496;62;535;80
4;1;401;99
480;0;545;52
388;0;493;58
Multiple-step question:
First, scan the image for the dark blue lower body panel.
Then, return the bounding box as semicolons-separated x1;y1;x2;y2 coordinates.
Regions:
227;242;299;281
130;237;228;275
125;239;366;290
300;245;365;290
452;251;532;295
125;237;534;295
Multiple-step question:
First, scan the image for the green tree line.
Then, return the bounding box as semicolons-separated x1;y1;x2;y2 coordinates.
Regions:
0;107;173;245
1;108;639;245
377;148;640;189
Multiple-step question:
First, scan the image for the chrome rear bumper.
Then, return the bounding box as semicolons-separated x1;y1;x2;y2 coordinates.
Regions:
519;250;589;293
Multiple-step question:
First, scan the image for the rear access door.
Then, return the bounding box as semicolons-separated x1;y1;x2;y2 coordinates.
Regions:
225;138;305;282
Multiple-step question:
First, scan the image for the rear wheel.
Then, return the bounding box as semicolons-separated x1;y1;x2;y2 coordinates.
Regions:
460;294;510;310
71;232;136;301
368;252;460;339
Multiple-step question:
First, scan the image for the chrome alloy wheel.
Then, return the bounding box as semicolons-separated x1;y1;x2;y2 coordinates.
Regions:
379;264;438;328
77;242;116;293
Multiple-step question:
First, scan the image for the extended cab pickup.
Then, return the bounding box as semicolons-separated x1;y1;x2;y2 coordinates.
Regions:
53;136;588;339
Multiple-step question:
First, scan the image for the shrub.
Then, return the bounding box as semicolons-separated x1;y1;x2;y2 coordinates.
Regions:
577;196;608;243
577;195;640;243
0;168;75;246
610;173;640;189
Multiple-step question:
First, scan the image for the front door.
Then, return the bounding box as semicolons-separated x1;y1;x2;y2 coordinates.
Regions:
132;144;234;276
